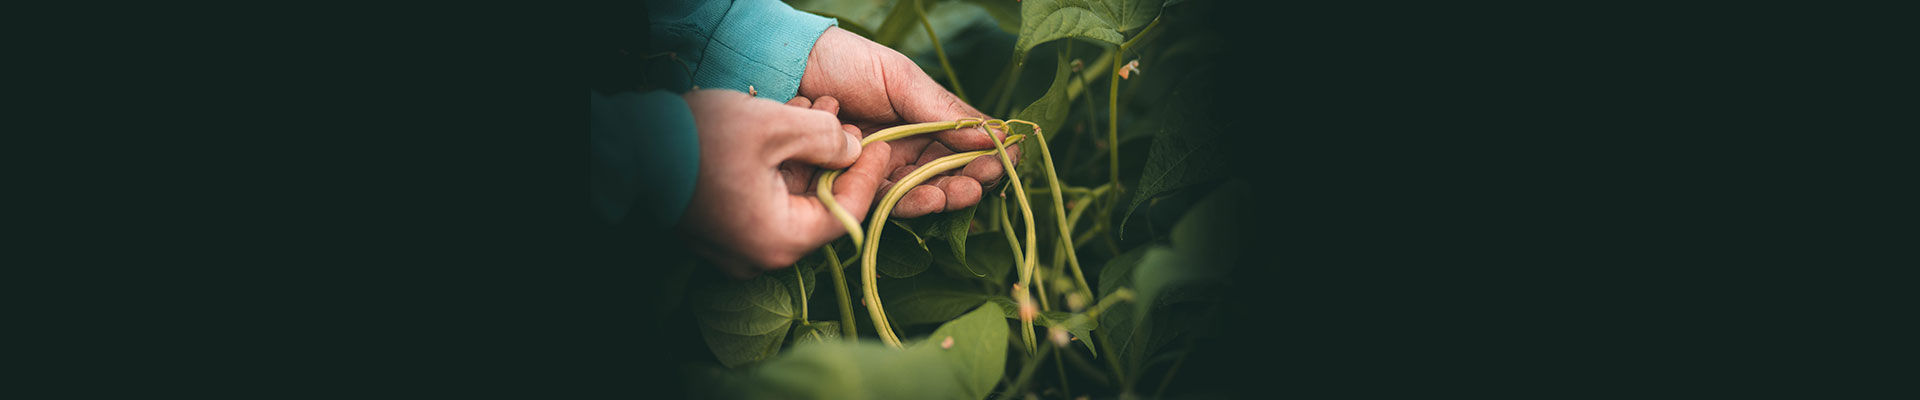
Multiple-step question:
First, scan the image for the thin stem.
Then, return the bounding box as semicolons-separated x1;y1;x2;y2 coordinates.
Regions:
994;63;1024;117
1066;48;1112;102
793;263;809;322
1060;342;1112;387
1121;17;1164;50
1073;225;1106;249
1108;45;1123;197
1005;341;1054;397
1008;119;1095;298
996;190;1026;268
1054;349;1072;399
1153;346;1193;398
915;0;968;102
822;245;856;340
978;121;1040;354
1095;330;1128;389
1152;301;1218;398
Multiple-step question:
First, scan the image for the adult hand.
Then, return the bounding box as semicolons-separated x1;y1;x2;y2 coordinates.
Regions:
677;89;894;278
800;27;1022;219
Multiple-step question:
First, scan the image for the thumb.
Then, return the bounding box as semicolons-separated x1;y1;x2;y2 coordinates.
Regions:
770;106;862;169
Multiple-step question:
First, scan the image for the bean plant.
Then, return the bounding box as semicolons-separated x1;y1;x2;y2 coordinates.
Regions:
680;0;1242;398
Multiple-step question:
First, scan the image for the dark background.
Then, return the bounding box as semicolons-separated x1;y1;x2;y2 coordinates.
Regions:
45;1;1887;398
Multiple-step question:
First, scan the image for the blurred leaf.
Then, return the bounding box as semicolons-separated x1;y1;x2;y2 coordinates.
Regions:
1096;181;1247;381
957;0;1022;33
877;222;933;278
710;304;1008;399
1132;180;1245;316
692;275;795;367
1096;245;1149;370
872;0;925;48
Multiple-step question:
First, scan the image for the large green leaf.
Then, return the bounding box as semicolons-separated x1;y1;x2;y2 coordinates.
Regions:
709;304;1009;400
1012;0;1169;63
1008;43;1076;154
931;232;1018;286
692;274;796;367
1117;85;1226;237
877;222;932;278
883;287;994;327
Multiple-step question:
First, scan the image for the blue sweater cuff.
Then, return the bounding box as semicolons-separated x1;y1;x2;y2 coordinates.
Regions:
695;0;836;101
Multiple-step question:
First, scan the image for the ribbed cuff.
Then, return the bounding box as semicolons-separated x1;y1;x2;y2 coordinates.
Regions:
695;0;837;101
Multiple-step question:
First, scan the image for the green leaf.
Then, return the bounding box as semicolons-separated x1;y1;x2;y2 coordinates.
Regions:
1008;42;1077;150
1118;86;1227;237
1014;1;1122;63
877;221;932;278
1044;311;1099;356
709;304;1008;399
883;288;995;327
692;274;796;367
916;303;1010;396
911;204;977;272
1012;0;1169;63
773;261;819;319
791;321;842;345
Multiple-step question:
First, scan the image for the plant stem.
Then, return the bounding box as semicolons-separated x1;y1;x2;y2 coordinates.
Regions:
996;190;1025;268
1108;46;1123;197
1066;48;1112;102
1095;330;1128;389
1008;120;1095;298
1054;349;1072;399
915;0;967;102
793;263;808;322
1005;341;1054;397
978;122;1041;354
822;244;856;340
994;63;1024;117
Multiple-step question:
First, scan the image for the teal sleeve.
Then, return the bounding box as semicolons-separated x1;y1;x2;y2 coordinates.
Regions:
646;0;837;100
591;90;700;229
